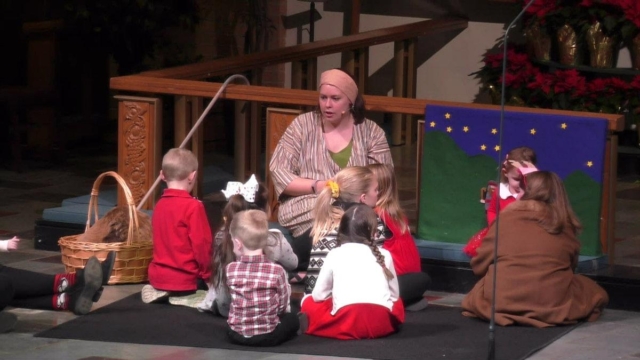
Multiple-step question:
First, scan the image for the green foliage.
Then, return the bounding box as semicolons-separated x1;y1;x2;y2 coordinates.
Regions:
417;132;498;243
564;171;603;256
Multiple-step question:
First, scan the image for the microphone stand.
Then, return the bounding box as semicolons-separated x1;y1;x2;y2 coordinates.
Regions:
489;1;537;359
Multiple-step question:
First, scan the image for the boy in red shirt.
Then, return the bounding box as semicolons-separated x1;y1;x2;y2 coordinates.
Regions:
142;148;213;306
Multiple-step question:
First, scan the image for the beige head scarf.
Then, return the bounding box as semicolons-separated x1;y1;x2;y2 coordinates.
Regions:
319;69;358;104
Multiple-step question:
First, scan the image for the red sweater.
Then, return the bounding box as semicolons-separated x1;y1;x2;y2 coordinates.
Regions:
485;187;517;225
148;189;213;291
378;210;421;275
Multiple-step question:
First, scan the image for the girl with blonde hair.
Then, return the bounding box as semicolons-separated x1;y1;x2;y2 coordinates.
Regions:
368;163;430;311
299;204;404;339
305;166;380;294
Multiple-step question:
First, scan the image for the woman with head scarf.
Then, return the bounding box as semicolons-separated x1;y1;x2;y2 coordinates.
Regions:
270;69;393;271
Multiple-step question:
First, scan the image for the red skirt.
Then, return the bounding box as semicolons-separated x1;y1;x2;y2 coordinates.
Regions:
300;296;405;340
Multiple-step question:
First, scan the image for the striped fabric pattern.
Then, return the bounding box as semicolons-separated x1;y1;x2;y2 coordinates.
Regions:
269;111;393;237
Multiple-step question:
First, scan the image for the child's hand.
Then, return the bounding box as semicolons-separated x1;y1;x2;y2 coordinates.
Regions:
507;160;535;169
7;236;20;251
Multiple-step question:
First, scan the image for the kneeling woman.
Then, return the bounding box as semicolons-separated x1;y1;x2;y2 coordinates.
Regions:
300;204;404;339
462;171;608;328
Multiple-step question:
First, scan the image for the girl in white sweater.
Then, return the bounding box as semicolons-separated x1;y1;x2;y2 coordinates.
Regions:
299;204;405;339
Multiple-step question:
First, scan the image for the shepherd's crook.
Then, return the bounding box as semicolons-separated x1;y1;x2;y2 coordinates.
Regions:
136;74;250;210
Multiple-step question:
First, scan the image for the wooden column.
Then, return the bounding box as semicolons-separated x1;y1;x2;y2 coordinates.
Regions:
341;0;361;71
391;39;417;146
174;95;205;198
115;96;162;209
391;41;406;146
23;20;63;161
291;61;304;90
249;70;263;176
234;100;247;181
404;39;417;146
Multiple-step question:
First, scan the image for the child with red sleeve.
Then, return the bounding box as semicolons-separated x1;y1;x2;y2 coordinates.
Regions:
463;147;538;257
142;148;213;306
368;163;430;311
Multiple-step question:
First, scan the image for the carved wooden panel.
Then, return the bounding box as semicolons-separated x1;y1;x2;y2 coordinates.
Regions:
265;108;302;220
116;96;162;209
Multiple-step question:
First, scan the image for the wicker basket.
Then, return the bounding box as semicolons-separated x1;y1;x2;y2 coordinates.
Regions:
58;171;154;284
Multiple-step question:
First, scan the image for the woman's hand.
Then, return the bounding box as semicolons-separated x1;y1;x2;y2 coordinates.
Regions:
314;180;327;194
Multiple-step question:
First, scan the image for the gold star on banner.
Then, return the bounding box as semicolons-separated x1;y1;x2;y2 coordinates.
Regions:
494;145;500;151
561;123;568;129
430;121;436;127
587;161;593;167
530;128;536;135
463;126;469;132
445;113;451;119
481;144;487;151
446;126;453;133
491;129;498;134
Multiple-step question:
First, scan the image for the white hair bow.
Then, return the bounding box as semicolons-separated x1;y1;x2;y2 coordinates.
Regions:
221;174;259;202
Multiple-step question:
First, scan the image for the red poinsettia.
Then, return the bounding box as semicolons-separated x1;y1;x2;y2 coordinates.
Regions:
525;0;559;19
584;77;632;114
615;0;640;29
527;72;555;95
553;69;587;97
630;75;640;90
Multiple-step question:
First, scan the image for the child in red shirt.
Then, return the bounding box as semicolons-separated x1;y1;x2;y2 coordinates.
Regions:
464;147;537;257
142;148;213;306
368;163;430;311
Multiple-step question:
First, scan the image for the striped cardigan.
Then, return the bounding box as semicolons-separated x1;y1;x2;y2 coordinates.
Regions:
269;111;393;237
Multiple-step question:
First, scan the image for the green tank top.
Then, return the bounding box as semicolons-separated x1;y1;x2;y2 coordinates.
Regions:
329;140;353;169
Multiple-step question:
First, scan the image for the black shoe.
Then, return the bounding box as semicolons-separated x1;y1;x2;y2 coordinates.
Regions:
68;257;103;315
101;251;116;285
0;312;17;333
297;312;308;335
92;251;116;302
405;297;429;312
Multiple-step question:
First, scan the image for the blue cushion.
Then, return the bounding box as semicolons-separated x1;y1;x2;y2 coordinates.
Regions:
61;189;118;207
415;239;470;263
414;238;608;273
43;204;154;225
42;204;116;225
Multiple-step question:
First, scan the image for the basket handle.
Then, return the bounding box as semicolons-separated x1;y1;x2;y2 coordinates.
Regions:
86;171;140;245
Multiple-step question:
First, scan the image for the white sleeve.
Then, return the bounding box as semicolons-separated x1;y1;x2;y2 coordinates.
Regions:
382;249;400;302
312;252;334;301
0;240;8;252
265;230;299;271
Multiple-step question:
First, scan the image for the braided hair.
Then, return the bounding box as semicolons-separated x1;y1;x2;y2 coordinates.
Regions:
337;203;394;280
